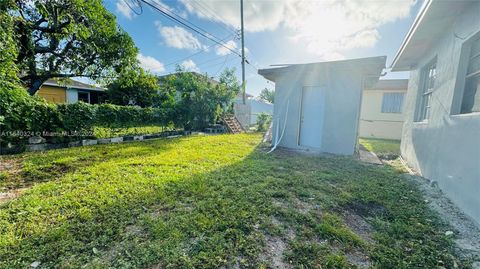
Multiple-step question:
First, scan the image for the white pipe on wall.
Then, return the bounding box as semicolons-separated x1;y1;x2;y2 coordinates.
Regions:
268;100;290;153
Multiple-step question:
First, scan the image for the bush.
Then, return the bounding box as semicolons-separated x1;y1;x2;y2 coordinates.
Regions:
256;113;272;132
0;86;172;147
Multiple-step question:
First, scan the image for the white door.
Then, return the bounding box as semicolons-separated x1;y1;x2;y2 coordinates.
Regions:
299;86;325;148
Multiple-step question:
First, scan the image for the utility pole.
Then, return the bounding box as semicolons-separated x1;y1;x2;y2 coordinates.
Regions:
240;0;246;105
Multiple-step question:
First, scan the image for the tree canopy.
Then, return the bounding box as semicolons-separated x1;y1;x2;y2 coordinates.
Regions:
259;88;274;103
9;0;138;95
106;68;162;108
163;67;240;130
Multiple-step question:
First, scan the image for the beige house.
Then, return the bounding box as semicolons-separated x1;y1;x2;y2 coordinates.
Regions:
359;79;408;140
36;78;105;104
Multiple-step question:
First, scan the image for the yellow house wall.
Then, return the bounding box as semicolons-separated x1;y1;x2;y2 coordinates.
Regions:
359;89;405;140
36;86;66;104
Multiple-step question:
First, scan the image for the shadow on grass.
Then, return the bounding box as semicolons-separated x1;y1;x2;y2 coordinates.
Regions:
0;135;463;268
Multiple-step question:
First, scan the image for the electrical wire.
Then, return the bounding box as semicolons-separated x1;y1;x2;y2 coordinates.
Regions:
123;0;143;15
163;34;234;68
188;0;238;36
140;0;242;58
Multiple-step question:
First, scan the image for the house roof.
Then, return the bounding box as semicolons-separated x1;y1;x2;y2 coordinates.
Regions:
367;79;408;91
43;78;105;92
258;56;387;82
391;0;472;71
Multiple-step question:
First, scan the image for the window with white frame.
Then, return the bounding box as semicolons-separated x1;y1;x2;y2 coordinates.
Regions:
460;35;480;114
416;58;437;122
381;92;405;113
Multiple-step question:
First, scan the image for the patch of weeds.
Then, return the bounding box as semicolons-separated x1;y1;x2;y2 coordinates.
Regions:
286;240;353;269
315;212;364;247
0;172;7;182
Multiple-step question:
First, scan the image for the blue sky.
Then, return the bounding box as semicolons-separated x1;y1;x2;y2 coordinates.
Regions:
104;0;422;96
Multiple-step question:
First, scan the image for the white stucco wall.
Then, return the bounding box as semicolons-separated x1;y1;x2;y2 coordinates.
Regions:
250;99;273;125
271;65;366;155
400;3;480;224
359;89;405;140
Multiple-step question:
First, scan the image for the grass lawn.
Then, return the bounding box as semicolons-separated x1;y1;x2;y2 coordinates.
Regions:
0;134;465;268
359;138;401;159
93;125;171;139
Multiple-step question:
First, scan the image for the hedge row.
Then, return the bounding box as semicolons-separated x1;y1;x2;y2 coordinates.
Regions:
0;83;171;145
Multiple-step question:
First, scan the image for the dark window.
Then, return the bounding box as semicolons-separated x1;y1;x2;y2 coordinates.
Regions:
78;92;90;103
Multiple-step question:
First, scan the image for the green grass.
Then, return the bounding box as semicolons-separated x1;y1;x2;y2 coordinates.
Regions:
359;138;401;158
93;125;172;139
0;134;466;268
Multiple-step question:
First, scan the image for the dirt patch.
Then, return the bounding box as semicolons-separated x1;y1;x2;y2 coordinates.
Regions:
262;235;290;269
405;174;480;264
346;200;389;219
345;248;372;269
258;217;295;269
340;210;375;244
0;187;30;204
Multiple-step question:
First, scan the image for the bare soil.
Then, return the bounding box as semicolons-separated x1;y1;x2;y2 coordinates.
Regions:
404;174;480;267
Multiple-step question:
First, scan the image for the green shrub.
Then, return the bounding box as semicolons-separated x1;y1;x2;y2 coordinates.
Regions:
1;87;173;147
0;82;33;145
256;113;272;132
57;102;96;134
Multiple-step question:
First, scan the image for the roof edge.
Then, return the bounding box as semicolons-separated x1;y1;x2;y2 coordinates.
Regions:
390;0;433;71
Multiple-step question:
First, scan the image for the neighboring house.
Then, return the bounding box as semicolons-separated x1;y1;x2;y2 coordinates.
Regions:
258;56;386;155
359;79;408;140
36;78;105;104
391;0;480;223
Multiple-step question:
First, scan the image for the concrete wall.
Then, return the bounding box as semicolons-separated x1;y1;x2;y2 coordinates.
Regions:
233;103;251;129
272;65;364;155
401;3;480;224
359;89;405;140
250;99;273;125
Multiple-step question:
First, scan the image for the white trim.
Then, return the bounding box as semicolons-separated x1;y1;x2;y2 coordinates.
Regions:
390;0;433;70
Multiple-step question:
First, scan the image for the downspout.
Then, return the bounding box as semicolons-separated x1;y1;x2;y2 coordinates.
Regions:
268;100;290;153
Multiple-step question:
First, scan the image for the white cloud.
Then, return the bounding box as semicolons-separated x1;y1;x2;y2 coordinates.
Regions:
181;0;416;59
180;59;199;72
157;24;206;51
116;1;135;20
137;53;165;74
216;40;237;56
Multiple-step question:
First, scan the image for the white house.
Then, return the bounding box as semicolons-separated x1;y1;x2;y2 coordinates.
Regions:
359;79;408;140
391;0;480;223
259;56;386;155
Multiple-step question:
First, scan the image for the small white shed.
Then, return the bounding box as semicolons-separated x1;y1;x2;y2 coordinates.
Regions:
258;56;387;155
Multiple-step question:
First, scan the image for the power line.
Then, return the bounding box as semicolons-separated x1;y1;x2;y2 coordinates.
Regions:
188;1;238;36
140;0;242;58
163;34;234;68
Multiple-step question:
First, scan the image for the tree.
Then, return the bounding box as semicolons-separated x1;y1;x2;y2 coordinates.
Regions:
0;0;18;84
165;67;239;130
9;0;138;95
106;68;161;108
259;88;275;103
